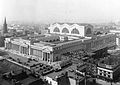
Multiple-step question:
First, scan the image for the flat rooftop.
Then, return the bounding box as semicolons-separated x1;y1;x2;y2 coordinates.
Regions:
9;33;111;48
50;39;76;44
34;41;57;47
25;34;90;47
21;34;46;41
46;64;77;80
98;55;120;70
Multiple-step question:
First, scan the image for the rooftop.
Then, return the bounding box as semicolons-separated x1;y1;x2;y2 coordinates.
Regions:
10;34;90;47
34;41;56;47
21;34;46;41
53;23;93;27
98;55;120;70
46;64;77;80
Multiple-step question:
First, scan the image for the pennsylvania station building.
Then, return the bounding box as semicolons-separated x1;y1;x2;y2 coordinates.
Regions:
4;23;116;63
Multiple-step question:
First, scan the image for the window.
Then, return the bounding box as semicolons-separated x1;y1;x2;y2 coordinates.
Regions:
71;28;79;34
62;28;69;33
33;49;42;58
86;28;92;34
99;70;102;72
104;74;106;77
86;43;91;49
104;71;106;73
108;75;111;78
53;27;60;32
100;73;102;75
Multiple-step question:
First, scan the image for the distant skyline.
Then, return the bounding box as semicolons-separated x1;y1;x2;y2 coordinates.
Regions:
0;0;120;24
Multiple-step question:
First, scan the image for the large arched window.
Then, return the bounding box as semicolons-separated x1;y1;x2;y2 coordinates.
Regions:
62;28;69;33
53;27;60;32
86;28;92;34
71;28;79;34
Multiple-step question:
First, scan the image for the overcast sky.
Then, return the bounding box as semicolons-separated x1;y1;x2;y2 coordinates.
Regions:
0;0;120;24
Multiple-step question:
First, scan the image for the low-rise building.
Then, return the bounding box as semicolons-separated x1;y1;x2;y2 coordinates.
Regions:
97;54;120;80
45;64;84;85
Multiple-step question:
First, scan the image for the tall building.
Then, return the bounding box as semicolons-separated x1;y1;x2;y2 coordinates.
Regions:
3;17;8;33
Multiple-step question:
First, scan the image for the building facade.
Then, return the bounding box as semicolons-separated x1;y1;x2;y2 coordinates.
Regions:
48;23;93;37
4;23;116;62
97;65;120;80
97;56;120;80
110;29;120;48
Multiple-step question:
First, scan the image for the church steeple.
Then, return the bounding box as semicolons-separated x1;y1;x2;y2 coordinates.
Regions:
3;17;8;33
4;17;7;25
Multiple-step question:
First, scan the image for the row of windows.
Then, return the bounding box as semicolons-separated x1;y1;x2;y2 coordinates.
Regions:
53;27;92;35
6;43;29;54
54;39;107;52
105;37;115;43
54;41;83;52
53;27;80;34
86;37;115;49
6;43;49;60
21;47;29;54
99;72;111;78
99;70;111;74
32;49;42;58
11;44;19;51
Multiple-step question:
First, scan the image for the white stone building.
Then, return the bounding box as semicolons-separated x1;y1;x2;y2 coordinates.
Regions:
97;56;120;80
48;23;93;37
4;23;116;62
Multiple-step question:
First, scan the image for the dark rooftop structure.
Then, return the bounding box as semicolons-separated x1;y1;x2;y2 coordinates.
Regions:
28;79;45;85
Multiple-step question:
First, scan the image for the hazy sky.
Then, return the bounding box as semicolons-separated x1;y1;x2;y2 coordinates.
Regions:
0;0;120;24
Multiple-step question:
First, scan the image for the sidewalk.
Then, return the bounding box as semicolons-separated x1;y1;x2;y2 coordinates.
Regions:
6;58;30;70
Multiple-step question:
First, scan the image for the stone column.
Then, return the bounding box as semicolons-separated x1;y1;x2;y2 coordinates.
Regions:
42;52;44;61
28;45;31;55
50;53;53;62
19;46;21;54
47;53;49;62
42;51;44;60
45;53;47;61
46;53;48;61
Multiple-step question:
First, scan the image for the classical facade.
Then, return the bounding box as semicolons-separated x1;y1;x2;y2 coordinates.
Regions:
5;37;54;62
5;33;116;62
4;23;116;62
